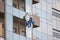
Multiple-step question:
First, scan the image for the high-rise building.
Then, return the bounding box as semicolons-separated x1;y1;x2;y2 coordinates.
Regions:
0;0;60;40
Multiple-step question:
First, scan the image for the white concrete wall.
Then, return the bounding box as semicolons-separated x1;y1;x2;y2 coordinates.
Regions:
32;0;53;40
0;37;4;40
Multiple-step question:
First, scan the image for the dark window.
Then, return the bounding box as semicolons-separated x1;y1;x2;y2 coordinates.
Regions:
13;3;17;8
13;28;17;33
13;16;26;36
13;0;25;11
32;0;39;4
0;13;5;38
2;0;4;2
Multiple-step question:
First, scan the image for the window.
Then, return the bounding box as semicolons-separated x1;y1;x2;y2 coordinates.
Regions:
0;13;5;38
13;3;17;8
13;16;26;36
2;0;4;2
13;0;25;11
2;24;5;38
32;0;39;4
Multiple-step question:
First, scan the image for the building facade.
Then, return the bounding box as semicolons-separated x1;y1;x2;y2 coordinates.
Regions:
0;0;60;40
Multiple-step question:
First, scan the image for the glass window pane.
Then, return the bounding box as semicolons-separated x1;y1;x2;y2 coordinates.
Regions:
13;0;25;11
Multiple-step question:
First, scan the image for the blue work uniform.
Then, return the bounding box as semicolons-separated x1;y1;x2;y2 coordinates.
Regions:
26;17;35;28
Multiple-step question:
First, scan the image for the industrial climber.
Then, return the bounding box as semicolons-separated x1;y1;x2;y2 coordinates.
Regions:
23;13;35;28
27;17;34;28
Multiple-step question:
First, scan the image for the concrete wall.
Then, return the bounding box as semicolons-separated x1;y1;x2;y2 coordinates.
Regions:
0;37;4;40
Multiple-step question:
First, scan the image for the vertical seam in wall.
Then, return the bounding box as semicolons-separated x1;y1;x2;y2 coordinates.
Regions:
46;0;48;40
4;0;6;40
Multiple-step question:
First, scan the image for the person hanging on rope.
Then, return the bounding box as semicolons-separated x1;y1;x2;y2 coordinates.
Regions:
23;13;35;28
27;17;35;28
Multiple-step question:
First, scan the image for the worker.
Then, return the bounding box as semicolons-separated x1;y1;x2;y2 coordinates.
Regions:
23;13;35;28
27;17;35;28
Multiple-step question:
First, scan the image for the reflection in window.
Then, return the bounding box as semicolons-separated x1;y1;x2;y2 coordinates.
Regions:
13;16;26;36
13;28;17;33
13;0;25;11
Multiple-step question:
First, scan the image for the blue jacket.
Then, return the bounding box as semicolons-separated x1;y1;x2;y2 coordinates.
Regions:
26;18;35;28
